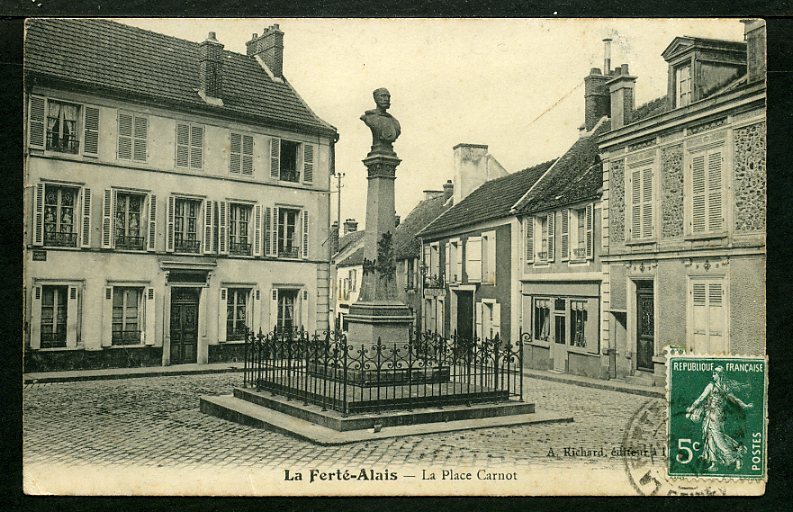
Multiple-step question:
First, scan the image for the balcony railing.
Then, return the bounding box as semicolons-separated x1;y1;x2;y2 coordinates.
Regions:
174;238;201;253
278;246;300;258
229;242;252;256
227;327;249;342
40;331;67;348
112;330;142;345
279;169;300;182
537;252;548;261
424;274;445;288
46;133;80;154
572;248;587;260
44;232;78;247
115;235;145;251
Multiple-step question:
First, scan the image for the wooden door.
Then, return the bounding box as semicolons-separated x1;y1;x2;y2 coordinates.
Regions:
170;287;199;364
636;282;654;371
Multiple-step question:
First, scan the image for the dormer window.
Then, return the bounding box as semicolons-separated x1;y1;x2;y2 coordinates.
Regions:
675;64;692;108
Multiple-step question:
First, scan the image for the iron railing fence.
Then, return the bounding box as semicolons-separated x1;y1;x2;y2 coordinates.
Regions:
242;328;523;415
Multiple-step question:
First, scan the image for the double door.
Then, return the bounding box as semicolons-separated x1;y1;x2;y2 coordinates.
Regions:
170;287;199;364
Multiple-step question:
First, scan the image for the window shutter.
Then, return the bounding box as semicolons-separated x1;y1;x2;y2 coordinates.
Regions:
707;150;723;232
560;209;569;261
547;213;555;262
133;116;148;162
118;112;133;160
253;204;263;256
437;298;445;337
263;207;273;256
641;168;653;238
692;282;708;353
631;170;641;239
28;96;46;149
203;201;214;254
229;133;241;173
102;189;114;249
166;196;175;252
147;195;157;252
144;287;156;345
176;123;190;167
300;290;310;331
218;287;228;342
524;217;533;264
30;286;42;349
102;286;113;347
80;188;92;248
242;135;254;175
66;286;79;348
272;208;280;257
423;244;431;269
33;183;44;246
270;137;281;179
218;201;228;254
466;237;482;282
691;154;706;234
486;232;497;284
190;125;204;169
83;106;100;156
475;302;483;340
269;288;279;331
302;209;310;259
455;244;462;282
303;143;315;184
444;242;451;281
252;288;262;333
586;204;594;259
707;283;725;353
492;302;501;338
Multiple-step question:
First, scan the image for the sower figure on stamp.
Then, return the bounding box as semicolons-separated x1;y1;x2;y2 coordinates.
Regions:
686;366;753;472
361;87;401;155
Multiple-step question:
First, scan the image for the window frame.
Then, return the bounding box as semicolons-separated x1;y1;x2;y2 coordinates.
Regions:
111;287;144;345
685;143;727;239
627;161;656;242
40;285;69;348
43;184;80;248
276;207;301;259
228;203;253;256
114;192;146;251
226;288;251;341
173;197;202;254
175;122;204;170
230;132;254;175
117;111;148;162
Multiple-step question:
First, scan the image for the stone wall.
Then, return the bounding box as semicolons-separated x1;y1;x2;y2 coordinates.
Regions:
733;122;766;233
609;159;625;244
661;144;684;239
25;346;163;372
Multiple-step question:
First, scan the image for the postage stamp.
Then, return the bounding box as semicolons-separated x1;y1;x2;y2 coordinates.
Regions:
667;356;767;479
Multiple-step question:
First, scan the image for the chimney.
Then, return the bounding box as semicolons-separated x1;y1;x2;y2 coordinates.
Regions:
607;63;637;130
246;24;285;78
394;215;401;227
423;190;443;200
453;143;489;204
442;180;454;201
583;39;613;131
343;218;358;235
330;221;339;253
199;32;224;99
742;20;766;84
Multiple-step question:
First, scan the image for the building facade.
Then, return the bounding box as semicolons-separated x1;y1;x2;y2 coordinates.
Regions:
599;21;766;385
418;144;553;343
24;19;337;371
513;120;609;378
332;221;364;332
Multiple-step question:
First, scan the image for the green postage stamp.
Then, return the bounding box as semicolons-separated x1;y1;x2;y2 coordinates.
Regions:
668;356;767;479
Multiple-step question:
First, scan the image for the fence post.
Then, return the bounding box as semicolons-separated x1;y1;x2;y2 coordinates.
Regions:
342;332;349;415
494;333;500;395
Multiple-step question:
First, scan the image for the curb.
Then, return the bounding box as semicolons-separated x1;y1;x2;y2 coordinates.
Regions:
522;370;665;398
24;366;245;384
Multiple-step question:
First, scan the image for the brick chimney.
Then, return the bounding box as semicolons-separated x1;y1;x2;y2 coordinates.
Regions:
423;190;443;200
442;180;454;201
199;32;224;100
583;39;613;131
742;20;766;84
246;24;285;78
343;218;358;235
331;221;339;253
607;64;637;130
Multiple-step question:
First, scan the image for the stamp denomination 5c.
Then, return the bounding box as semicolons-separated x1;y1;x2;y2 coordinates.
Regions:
667;356;767;479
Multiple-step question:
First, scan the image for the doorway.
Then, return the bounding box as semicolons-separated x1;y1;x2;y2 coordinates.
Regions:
636;281;655;371
170;287;199;364
455;291;474;342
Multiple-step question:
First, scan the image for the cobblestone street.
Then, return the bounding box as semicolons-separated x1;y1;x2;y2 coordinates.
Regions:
23;372;665;471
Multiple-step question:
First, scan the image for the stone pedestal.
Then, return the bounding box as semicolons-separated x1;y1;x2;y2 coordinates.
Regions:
346;151;414;345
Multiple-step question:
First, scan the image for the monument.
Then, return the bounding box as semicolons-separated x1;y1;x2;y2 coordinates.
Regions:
345;88;415;345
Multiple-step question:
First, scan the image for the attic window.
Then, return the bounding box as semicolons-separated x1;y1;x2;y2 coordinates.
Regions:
675;64;692;108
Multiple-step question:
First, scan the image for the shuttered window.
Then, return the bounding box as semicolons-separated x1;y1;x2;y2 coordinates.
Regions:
83;106;100;156
230;133;254;175
117;112;147;162
689;148;724;235
690;279;727;354
176;123;204;169
630;167;654;240
524;217;534;264
303;143;315;184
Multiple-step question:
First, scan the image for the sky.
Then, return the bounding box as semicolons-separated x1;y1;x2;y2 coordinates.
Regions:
123;18;746;228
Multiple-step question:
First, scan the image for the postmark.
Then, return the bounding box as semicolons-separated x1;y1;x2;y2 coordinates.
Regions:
667;356;767;479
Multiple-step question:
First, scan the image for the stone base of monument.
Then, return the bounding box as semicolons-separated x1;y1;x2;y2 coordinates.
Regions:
345;301;414;346
200;388;573;445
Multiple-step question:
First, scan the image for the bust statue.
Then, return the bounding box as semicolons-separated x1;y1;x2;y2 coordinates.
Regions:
361;87;401;154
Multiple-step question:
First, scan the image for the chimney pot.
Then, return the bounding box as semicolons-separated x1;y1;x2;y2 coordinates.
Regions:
343;218;358;235
442;180;454;201
246;23;285;78
603;38;612;76
621;63;629;74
